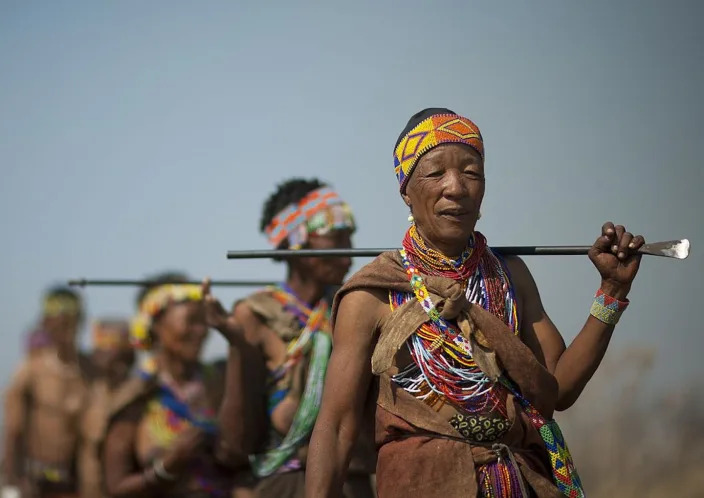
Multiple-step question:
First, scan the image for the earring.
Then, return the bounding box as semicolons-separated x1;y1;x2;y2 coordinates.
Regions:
408;213;415;224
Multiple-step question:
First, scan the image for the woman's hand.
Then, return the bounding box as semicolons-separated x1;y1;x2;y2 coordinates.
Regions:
588;222;645;300
161;427;206;476
201;278;244;345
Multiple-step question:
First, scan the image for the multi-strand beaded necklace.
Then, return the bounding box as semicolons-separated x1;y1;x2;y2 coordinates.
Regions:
144;368;230;496
391;225;518;414
393;227;587;497
268;284;329;385
251;284;333;477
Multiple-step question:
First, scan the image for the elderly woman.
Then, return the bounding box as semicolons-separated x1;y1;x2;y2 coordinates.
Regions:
305;108;645;497
101;276;254;498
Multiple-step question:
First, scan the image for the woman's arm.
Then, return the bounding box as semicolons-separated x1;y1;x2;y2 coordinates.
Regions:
508;222;645;410
202;280;268;466
305;289;384;498
2;361;31;487
509;256;616;410
102;407;157;498
214;302;268;466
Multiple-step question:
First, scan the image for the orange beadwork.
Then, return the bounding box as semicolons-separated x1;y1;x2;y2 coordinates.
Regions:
394;113;484;192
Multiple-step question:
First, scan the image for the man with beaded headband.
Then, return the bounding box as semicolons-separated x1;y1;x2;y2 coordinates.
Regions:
2;287;89;498
207;179;376;498
100;272;256;498
305;108;646;497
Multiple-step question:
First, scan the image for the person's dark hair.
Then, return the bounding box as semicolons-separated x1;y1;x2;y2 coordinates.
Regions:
44;286;81;303
260;178;328;249
135;271;189;306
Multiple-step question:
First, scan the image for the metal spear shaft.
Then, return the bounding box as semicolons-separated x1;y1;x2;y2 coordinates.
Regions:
226;239;690;260
68;279;277;287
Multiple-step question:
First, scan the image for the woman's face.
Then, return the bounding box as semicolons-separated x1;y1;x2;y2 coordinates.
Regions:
152;301;208;363
403;144;485;252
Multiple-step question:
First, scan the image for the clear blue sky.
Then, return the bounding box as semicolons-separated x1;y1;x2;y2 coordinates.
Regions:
1;1;702;400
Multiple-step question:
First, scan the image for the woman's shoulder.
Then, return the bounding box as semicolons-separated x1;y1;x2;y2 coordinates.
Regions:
107;376;157;425
332;251;406;318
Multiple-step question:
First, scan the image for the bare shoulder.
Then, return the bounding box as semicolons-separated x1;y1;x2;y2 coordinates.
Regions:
502;255;531;281
335;288;389;337
503;255;542;295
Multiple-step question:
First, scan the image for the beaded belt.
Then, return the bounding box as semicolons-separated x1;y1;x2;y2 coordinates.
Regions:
449;412;510;443
25;459;73;484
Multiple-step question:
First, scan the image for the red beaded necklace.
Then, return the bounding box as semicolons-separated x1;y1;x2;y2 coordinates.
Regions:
402;224;487;281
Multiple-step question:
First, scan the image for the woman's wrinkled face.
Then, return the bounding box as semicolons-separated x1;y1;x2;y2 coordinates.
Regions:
295;229;353;286
152;301;208;363
403;144;485;252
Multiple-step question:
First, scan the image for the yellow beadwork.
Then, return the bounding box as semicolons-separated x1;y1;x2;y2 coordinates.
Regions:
43;295;81;317
130;284;203;350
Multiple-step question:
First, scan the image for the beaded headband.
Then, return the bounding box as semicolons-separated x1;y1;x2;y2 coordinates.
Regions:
393;113;484;193
92;319;131;352
130;284;203;350
264;186;356;249
43;295;81;318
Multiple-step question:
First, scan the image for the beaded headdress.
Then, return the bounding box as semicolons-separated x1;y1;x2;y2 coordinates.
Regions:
264;186;356;249
394;110;484;193
130;284;203;350
92;319;131;352
42;294;81;318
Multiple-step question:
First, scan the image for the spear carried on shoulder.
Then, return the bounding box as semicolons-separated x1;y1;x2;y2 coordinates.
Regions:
225;239;690;260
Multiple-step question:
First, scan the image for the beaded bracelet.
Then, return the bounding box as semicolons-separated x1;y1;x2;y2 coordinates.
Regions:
589;288;629;325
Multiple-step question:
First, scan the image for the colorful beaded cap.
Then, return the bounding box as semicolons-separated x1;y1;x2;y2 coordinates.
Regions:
130;284;203;350
264;187;356;249
92;319;131;352
394;113;484;192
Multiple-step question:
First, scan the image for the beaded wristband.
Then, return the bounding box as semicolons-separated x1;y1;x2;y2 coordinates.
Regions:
589;288;629;325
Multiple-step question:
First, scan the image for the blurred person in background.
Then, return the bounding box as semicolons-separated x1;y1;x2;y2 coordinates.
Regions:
78;318;135;498
2;287;89;498
24;328;52;359
209;179;376;498
100;273;252;497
